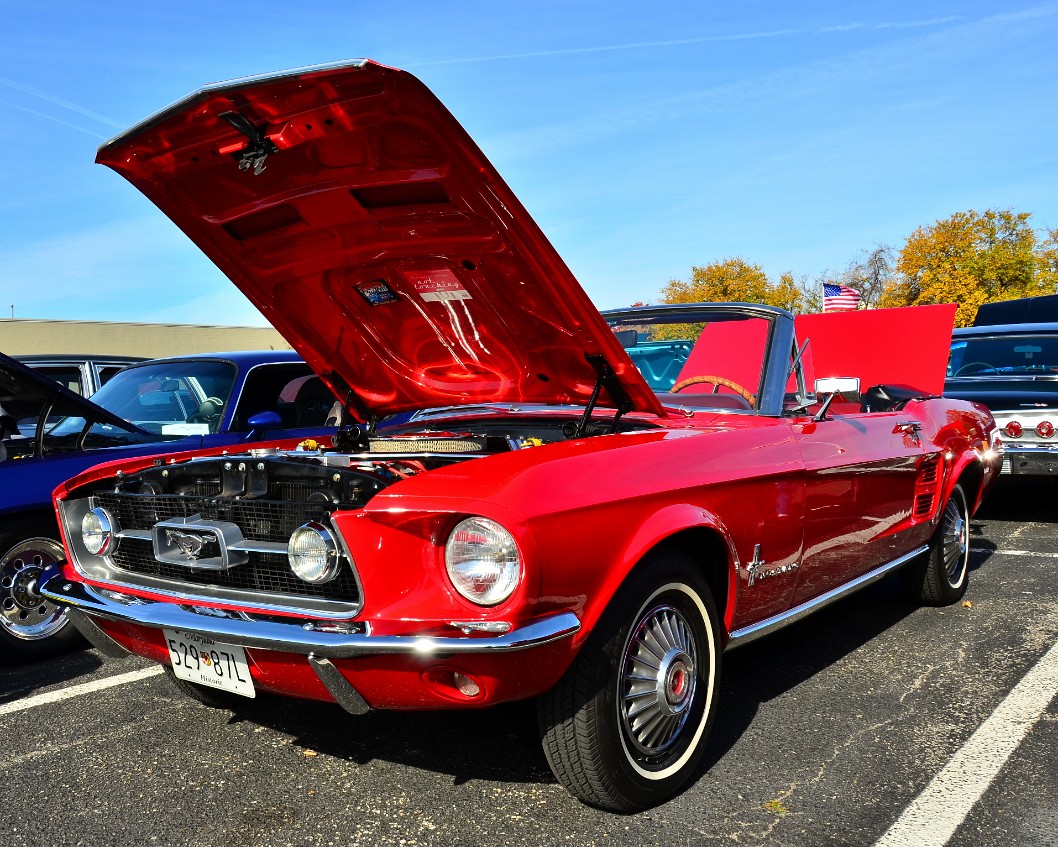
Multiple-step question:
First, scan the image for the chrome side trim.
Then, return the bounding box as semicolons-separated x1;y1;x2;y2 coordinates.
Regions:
309;655;371;715
40;576;580;660
725;545;928;651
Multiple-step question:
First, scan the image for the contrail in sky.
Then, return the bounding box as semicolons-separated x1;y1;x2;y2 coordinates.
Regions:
410;16;964;67
0;99;107;139
0;76;124;128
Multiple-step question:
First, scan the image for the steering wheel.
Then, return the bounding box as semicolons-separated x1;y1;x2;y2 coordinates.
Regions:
671;375;755;404
187;396;225;425
954;362;996;376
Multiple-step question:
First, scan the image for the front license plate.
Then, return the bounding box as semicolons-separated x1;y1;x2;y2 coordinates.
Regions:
163;628;255;698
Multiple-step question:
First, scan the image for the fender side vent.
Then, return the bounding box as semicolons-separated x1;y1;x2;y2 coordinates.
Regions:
919;457;940;485
914;492;935;518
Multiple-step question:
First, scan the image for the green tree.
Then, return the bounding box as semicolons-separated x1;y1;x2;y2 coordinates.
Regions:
661;258;820;313
879;210;1058;327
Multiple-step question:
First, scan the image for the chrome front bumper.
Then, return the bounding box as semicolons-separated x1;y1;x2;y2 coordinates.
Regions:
41;576;581;660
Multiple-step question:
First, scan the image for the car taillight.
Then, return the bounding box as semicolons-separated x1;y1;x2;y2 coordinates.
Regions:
1004;421;1023;438
1036;420;1055;438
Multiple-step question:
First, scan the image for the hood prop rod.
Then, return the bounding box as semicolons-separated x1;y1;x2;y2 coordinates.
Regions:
578;355;635;437
219;110;279;175
320;372;378;452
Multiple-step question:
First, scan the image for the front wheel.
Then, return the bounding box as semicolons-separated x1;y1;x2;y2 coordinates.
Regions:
0;533;81;664
538;552;721;812
906;485;970;606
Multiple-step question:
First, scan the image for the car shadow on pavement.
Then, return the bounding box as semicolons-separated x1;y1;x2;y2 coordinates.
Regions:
218;690;554;787
695;563;990;785
976;476;1058;522
0;647;106;704
202;564;994;799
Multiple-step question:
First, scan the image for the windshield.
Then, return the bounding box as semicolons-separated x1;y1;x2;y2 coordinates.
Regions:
47;360;238;446
948;334;1058;378
606;310;773;412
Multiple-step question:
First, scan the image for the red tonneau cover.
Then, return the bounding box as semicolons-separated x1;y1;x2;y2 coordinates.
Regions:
796;304;957;395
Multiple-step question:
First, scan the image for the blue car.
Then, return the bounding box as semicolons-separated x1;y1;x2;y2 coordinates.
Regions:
0;349;337;663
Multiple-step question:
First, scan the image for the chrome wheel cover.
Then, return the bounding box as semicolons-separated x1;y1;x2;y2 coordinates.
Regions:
940;496;969;585
0;538;67;641
619;603;698;758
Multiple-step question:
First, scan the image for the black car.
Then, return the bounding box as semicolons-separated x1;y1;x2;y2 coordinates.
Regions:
945;311;1058;476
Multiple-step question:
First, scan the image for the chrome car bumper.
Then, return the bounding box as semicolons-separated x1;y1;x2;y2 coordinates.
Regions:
40;576;581;660
1000;445;1058;475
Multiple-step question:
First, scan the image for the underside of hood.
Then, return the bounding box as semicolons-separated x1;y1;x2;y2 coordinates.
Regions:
97;60;662;421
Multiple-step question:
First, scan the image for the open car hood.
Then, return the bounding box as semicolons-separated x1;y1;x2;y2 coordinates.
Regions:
97;60;663;421
0;352;151;438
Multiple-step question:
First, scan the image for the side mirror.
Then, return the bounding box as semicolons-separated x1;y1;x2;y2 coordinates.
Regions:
814;377;860;396
812;377;860;421
245;410;282;440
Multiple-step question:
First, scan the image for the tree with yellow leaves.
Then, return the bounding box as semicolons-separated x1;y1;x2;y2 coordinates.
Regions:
879;210;1058;327
661;258;820;313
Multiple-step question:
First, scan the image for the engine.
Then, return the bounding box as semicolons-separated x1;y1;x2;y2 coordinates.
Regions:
56;421;590;617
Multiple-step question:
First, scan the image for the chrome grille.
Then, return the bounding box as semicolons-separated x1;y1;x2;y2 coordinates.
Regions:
93;492;359;603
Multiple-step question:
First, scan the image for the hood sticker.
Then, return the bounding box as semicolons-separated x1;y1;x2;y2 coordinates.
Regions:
357;281;400;306
404;268;473;302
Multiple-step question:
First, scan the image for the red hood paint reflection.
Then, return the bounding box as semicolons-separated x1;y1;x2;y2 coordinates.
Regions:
97;60;662;421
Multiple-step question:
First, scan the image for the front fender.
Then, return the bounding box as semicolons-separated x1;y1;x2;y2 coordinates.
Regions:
576;503;739;639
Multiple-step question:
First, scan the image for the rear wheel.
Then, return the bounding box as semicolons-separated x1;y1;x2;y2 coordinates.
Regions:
907;485;970;606
538;551;721;812
0;531;82;664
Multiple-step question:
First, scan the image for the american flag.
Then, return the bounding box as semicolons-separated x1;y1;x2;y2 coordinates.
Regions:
822;284;861;312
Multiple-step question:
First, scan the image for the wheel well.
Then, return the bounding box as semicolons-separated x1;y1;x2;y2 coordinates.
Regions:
955;460;985;509
652;527;730;619
0;510;60;544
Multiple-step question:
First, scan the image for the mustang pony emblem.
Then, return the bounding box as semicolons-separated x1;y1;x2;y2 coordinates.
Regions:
164;529;216;562
746;544;800;587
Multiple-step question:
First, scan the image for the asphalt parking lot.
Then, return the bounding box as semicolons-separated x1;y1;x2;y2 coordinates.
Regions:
3;477;1057;847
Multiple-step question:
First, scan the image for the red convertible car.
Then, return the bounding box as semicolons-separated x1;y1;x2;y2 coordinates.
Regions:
43;61;999;811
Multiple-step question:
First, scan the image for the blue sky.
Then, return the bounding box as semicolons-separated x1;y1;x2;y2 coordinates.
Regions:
1;1;1056;326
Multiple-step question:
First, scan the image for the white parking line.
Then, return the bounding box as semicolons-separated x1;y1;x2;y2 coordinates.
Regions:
970;547;1058;558
0;666;163;717
874;637;1058;847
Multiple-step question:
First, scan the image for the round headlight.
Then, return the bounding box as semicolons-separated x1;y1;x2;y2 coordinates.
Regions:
444;517;521;606
288;522;341;584
82;507;117;556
